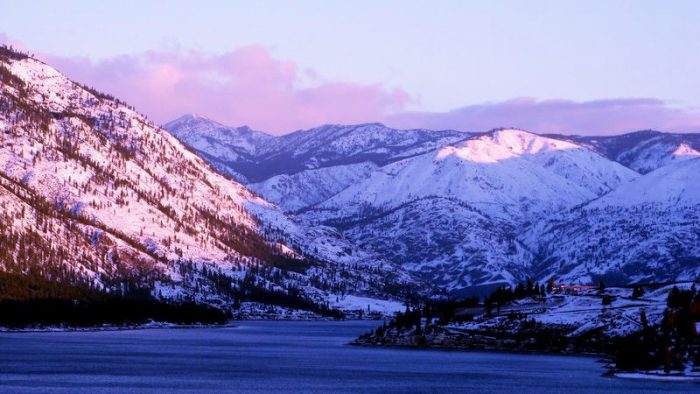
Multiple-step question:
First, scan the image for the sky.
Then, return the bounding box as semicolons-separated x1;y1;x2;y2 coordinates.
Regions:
1;0;699;135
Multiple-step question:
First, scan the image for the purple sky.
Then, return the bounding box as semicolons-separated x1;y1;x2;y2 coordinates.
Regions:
2;1;699;135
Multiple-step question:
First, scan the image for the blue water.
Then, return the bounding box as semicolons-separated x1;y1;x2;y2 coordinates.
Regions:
0;320;695;393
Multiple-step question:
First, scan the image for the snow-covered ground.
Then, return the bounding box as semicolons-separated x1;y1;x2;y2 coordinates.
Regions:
327;294;404;315
0;50;412;316
615;371;700;382
452;284;693;338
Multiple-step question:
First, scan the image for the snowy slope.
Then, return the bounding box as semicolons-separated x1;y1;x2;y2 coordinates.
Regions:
165;119;470;182
166;118;471;213
165;114;275;156
270;123;469;166
616;141;700;174
307;129;637;222
249;162;377;212
337;197;533;289
164;114;275;182
2;54;258;267
589;156;700;208
295;130;637;291
166;113;699;290
0;47;413;313
527;157;700;285
161;107;698;292
564;130;700;174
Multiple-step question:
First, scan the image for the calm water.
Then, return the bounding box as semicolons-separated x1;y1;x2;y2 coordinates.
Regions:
0;321;695;393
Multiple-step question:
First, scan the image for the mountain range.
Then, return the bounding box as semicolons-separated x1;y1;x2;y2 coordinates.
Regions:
1;44;698;317
165;114;700;294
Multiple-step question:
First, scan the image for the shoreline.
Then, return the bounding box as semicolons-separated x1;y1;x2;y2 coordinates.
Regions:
0;317;385;333
349;338;607;359
352;337;700;383
614;371;700;382
0;322;235;333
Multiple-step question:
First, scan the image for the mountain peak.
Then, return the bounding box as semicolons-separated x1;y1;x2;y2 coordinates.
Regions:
164;114;263;135
488;127;537;140
165;113;221;128
181;113;216;123
671;143;700;158
447;128;583;163
330;122;387;129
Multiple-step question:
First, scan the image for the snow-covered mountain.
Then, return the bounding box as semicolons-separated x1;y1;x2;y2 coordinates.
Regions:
170;112;700;291
305;129;637;222
166;114;700;291
167;119;470;211
5;42;697;318
164;114;275;182
267;123;469;177
560;130;700;174
337;197;534;290
297;129;638;289
0;46;412;315
249;162;378;212
527;156;700;285
168;114;696;291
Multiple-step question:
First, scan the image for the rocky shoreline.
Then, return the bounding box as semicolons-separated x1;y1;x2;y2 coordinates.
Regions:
352;323;609;356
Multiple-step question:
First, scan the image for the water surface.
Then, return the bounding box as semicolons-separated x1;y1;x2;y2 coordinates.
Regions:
0;321;694;393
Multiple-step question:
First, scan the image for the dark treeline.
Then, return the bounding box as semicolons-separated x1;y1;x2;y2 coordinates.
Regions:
0;45;31;62
188;266;345;319
229;271;344;319
235;283;344;319
377;279;544;334
0;270;96;301
0;298;229;328
614;285;700;372
0;271;229;328
371;296;480;339
484;279;545;314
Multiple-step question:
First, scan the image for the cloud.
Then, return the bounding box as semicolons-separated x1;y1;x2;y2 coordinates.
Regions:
386;97;700;135
0;33;26;51
39;46;411;134
3;34;700;135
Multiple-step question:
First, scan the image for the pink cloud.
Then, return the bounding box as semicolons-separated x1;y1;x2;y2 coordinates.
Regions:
3;33;700;136
0;33;28;52
40;46;411;134
386;97;700;135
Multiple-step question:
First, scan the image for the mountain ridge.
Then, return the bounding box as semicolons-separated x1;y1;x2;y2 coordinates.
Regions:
2;42;697;310
0;46;412;317
167;115;700;291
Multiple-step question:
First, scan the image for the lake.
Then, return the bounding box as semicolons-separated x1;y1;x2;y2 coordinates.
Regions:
0;321;695;393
